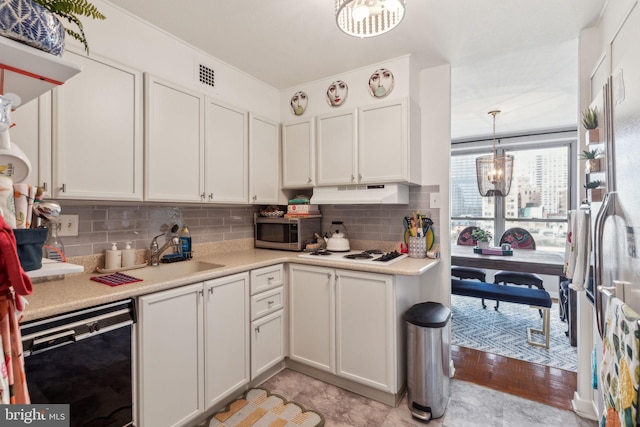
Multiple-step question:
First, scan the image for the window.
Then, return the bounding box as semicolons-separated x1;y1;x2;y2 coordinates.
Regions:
451;132;576;252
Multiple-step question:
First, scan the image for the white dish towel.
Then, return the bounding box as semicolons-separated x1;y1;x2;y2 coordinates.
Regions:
564;209;591;291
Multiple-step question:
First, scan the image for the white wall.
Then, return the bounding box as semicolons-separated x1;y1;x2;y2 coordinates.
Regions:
419;64;451;305
73;0;280;121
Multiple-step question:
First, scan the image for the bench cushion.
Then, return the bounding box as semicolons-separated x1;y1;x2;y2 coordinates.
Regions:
452;279;552;308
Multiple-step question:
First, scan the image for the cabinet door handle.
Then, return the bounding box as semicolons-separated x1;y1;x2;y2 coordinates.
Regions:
358;173;362;181
307;177;312;184
267;300;274;306
252;195;257;201
255;326;260;333
200;192;206;200
350;174;355;182
199;289;204;297
208;287;214;295
267;276;274;282
208;193;213;200
42;182;47;191
327;272;332;279
60;183;66;192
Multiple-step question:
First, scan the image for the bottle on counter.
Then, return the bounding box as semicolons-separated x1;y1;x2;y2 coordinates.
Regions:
43;221;66;262
179;224;192;259
121;241;136;268
105;242;122;270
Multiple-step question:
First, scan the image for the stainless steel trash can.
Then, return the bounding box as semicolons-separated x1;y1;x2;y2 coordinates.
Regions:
405;301;451;421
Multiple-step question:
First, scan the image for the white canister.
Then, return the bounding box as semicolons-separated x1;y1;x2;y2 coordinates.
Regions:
105;242;122;270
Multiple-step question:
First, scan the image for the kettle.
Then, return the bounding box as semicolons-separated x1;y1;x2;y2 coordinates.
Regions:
324;221;350;252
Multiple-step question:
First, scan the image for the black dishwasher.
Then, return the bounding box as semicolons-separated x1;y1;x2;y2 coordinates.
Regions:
21;299;136;427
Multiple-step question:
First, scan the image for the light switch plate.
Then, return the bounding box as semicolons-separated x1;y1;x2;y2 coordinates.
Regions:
430;193;441;208
58;214;79;237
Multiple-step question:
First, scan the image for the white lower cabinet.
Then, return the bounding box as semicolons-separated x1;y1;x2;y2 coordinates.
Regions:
250;265;285;379
289;264;335;373
137;284;204;427
137;273;249;427
335;269;394;392
251;308;284;379
289;264;397;393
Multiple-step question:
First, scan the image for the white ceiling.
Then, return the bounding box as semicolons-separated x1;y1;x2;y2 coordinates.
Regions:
106;0;605;140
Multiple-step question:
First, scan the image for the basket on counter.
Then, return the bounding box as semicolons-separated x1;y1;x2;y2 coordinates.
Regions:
13;228;48;271
260;208;285;217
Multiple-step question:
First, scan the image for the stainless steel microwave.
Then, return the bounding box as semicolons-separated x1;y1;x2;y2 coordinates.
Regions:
254;214;322;251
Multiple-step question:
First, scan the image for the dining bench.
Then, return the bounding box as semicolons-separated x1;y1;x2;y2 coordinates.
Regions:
451;278;553;349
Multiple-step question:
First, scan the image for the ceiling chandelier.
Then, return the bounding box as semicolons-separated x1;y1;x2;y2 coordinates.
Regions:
475;110;514;197
335;0;407;38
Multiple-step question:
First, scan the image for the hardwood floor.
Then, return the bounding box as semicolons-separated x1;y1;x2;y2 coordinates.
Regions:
452;344;577;411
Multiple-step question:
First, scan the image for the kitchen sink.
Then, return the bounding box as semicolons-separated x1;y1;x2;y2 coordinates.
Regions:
136;261;225;281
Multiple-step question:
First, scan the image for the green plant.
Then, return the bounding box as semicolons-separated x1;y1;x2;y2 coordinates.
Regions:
578;148;600;160
471;227;492;242
584;180;603;189
32;0;106;54
581;107;598;130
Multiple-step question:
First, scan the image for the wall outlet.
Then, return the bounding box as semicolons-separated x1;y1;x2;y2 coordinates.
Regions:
430;193;441;208
58;215;79;237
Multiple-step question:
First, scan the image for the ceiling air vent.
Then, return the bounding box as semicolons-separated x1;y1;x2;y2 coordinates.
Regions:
198;64;215;88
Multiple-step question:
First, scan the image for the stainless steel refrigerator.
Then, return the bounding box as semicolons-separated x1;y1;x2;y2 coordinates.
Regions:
592;11;640;336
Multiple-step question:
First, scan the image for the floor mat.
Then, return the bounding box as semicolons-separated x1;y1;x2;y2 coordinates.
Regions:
207;388;324;427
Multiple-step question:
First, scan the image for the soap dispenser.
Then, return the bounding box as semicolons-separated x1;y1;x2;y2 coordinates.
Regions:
122;241;136;268
105;242;122;270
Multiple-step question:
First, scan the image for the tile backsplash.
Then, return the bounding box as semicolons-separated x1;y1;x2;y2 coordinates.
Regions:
56;185;439;257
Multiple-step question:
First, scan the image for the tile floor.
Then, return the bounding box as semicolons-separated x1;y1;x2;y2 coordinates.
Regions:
259;368;598;427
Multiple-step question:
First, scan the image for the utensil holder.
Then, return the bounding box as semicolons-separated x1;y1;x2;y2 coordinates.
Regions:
13;227;48;271
408;236;427;258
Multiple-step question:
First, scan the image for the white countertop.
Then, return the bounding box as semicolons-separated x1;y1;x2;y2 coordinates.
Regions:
21;248;439;323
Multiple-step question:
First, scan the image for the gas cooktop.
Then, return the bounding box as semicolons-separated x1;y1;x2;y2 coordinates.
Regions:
298;249;408;265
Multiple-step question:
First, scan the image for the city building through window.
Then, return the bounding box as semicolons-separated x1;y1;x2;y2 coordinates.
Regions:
451;131;577;252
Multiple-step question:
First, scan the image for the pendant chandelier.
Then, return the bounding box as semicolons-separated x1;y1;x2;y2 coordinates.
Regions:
475;110;514;197
335;0;407;38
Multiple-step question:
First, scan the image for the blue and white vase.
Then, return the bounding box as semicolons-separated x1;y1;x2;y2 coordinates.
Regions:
0;0;65;56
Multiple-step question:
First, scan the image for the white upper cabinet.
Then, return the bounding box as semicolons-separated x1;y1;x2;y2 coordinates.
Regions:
315;98;420;186
249;113;280;204
282;118;315;188
316;109;358;186
358;98;420;185
145;74;205;202
52;51;143;200
10;93;52;191
205;98;248;203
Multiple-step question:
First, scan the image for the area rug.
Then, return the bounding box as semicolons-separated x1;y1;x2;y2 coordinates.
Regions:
208;388;325;427
451;294;578;372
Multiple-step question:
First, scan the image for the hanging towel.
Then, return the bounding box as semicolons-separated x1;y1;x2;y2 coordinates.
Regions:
0;215;32;404
565;209;591;291
600;294;640;427
0;176;16;229
12;183;30;229
564;210;577;277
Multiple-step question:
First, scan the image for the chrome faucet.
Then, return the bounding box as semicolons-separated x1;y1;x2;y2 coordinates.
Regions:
149;233;180;266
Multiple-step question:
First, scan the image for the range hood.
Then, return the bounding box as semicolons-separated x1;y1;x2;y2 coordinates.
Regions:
310;183;409;205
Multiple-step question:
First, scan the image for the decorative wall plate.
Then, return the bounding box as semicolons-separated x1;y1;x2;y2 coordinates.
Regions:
326;80;348;107
290;91;308;116
368;68;394;98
